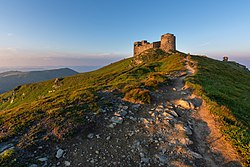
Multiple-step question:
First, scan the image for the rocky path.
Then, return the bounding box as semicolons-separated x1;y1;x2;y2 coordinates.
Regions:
184;57;243;167
22;56;242;167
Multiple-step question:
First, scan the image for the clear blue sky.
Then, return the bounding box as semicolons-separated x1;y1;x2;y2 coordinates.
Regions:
0;0;250;68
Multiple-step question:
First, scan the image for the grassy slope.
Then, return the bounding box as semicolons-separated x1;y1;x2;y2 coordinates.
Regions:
0;49;185;148
187;55;250;164
1;50;249;165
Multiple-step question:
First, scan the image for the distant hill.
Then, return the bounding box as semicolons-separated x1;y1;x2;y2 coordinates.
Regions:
0;65;101;73
0;68;78;93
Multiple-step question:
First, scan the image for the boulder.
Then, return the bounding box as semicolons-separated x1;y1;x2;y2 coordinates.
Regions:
176;99;194;109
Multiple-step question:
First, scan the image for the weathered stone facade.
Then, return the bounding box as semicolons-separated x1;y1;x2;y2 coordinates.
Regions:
134;33;176;56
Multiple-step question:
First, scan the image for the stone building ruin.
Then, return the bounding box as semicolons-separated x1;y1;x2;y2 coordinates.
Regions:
134;33;176;56
223;56;229;62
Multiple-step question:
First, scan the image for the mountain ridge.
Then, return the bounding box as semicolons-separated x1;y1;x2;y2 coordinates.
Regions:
0;49;249;166
0;68;78;94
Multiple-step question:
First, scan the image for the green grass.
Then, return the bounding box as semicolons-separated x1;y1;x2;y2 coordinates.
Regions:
0;148;18;167
1;49;249;165
186;55;250;165
0;49;185;149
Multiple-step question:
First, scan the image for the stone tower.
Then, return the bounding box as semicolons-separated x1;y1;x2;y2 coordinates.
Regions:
160;33;176;52
133;33;176;56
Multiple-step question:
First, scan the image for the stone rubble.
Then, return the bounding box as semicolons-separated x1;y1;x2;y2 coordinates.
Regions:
110;116;123;124
64;160;71;166
87;133;94;139
56;149;64;159
12;56;240;167
25;62;208;167
56;100;199;167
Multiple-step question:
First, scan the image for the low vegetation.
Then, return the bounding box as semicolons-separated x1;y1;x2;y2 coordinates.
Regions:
0;49;185;157
0;148;16;166
1;49;248;165
186;55;250;165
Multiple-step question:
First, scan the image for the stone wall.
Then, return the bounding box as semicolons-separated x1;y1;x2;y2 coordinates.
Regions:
134;41;158;56
133;33;176;56
153;41;161;48
160;34;176;52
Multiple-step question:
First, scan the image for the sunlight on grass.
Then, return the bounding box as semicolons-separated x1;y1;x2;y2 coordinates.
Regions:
186;55;250;165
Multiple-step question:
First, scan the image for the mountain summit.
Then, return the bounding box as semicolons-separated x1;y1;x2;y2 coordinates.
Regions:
0;49;249;166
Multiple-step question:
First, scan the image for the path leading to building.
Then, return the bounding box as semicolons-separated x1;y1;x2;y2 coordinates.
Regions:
30;55;242;167
183;56;242;167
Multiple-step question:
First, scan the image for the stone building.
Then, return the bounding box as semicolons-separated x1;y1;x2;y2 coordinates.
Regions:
223;56;229;62
134;33;176;56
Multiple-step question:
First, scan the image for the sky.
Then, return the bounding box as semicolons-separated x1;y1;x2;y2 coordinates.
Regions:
0;0;250;71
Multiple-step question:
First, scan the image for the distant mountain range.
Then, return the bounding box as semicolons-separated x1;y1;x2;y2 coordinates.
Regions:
0;68;78;93
0;65;101;73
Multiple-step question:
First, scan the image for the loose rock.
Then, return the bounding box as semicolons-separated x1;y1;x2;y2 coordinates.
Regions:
111;116;123;124
29;164;38;167
87;133;94;139
184;126;193;135
190;151;203;159
38;157;48;162
65;161;71;166
141;157;150;163
176;99;191;109
56;149;64;159
155;154;168;164
0;144;14;153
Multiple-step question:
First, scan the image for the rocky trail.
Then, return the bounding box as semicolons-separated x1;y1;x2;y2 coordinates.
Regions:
2;57;242;167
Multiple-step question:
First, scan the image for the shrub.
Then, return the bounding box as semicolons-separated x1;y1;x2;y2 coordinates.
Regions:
124;88;151;104
144;73;169;89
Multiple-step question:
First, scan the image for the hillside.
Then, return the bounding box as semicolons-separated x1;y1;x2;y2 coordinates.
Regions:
0;68;78;94
186;55;250;164
0;49;249;166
